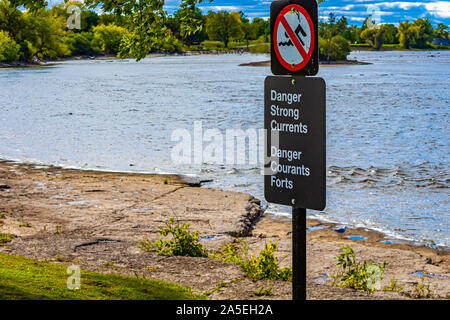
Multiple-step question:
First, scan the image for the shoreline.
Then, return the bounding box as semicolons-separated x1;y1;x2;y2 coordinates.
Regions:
0;51;239;68
239;59;371;67
3;157;444;252
1;160;448;299
2;47;447;69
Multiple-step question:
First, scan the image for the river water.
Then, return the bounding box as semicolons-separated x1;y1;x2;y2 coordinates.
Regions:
0;51;448;249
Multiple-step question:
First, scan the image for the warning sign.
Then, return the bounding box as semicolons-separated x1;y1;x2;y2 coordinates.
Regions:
274;5;314;71
271;0;318;76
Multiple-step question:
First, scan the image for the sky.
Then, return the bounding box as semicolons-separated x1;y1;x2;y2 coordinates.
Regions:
165;0;450;26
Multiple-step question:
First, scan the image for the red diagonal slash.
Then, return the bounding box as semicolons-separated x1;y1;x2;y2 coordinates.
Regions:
280;16;308;61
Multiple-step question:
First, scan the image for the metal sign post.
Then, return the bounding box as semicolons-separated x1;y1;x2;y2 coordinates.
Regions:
265;0;325;301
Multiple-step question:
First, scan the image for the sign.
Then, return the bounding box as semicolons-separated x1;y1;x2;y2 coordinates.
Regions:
271;0;319;76
264;76;326;210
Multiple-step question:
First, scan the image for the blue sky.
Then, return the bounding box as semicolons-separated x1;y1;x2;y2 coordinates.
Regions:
165;0;450;26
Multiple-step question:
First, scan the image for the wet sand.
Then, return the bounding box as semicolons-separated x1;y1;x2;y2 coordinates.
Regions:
0;160;448;300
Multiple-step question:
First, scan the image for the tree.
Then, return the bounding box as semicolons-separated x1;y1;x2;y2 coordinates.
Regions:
381;24;398;44
319;35;350;61
65;31;99;56
360;28;384;50
411;18;433;48
172;7;206;46
398;18;434;49
84;0;207;60
319;13;350;61
205;11;243;48
0;29;20;61
398;20;412;49
92;24;130;55
435;23;448;39
239;12;256;49
251;17;268;39
22;8;70;59
50;1;99;32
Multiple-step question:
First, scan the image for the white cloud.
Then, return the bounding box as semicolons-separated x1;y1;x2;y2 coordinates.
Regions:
208;6;242;12
375;1;450;18
424;1;450;18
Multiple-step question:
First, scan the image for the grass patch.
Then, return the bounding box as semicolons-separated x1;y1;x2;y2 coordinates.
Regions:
249;43;270;54
0;252;206;300
0;233;13;246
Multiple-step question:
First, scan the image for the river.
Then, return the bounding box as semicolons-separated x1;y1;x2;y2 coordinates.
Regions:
0;51;448;249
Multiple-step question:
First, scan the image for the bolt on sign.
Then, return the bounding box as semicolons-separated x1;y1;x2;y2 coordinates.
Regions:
264;76;326;210
271;0;319;76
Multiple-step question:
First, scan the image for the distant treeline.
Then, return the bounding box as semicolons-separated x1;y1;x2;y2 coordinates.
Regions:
0;0;448;63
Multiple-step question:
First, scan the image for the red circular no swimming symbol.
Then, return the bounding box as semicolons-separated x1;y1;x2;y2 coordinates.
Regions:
273;4;315;72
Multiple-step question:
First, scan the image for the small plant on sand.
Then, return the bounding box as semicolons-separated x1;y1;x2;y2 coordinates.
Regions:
383;277;405;293
406;278;437;299
0;212;6;219
331;245;386;294
162;178;172;185
253;283;273;296
139;217;208;258
0;233;13;246
215;240;292;282
19;217;31;228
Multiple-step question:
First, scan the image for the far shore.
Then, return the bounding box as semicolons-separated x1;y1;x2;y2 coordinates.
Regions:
0;160;448;300
0;50;238;68
239;59;371;67
2;46;449;69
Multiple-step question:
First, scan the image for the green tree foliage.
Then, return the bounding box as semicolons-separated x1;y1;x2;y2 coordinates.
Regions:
92;24;130;55
381;24;399;44
411;18;434;48
22;8;70;59
239;12;256;49
52;1;100;32
171;7;206;46
251;17;269;40
398;20;413;49
399;18;434;49
9;0;46;11
435;23;448;39
205;11;243;48
360;28;384;50
0;29;20;62
319;13;351;61
65;31;99;56
319;35;350;61
84;0;206;60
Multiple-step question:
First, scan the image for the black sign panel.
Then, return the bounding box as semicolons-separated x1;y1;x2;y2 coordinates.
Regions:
264;76;326;210
271;0;319;76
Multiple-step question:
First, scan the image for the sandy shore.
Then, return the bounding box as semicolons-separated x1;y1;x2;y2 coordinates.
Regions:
0;160;448;300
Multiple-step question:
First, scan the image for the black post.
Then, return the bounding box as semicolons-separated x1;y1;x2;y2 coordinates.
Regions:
292;207;306;300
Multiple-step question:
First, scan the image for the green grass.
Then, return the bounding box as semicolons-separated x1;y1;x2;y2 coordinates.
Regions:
0;253;206;300
249;43;270;54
